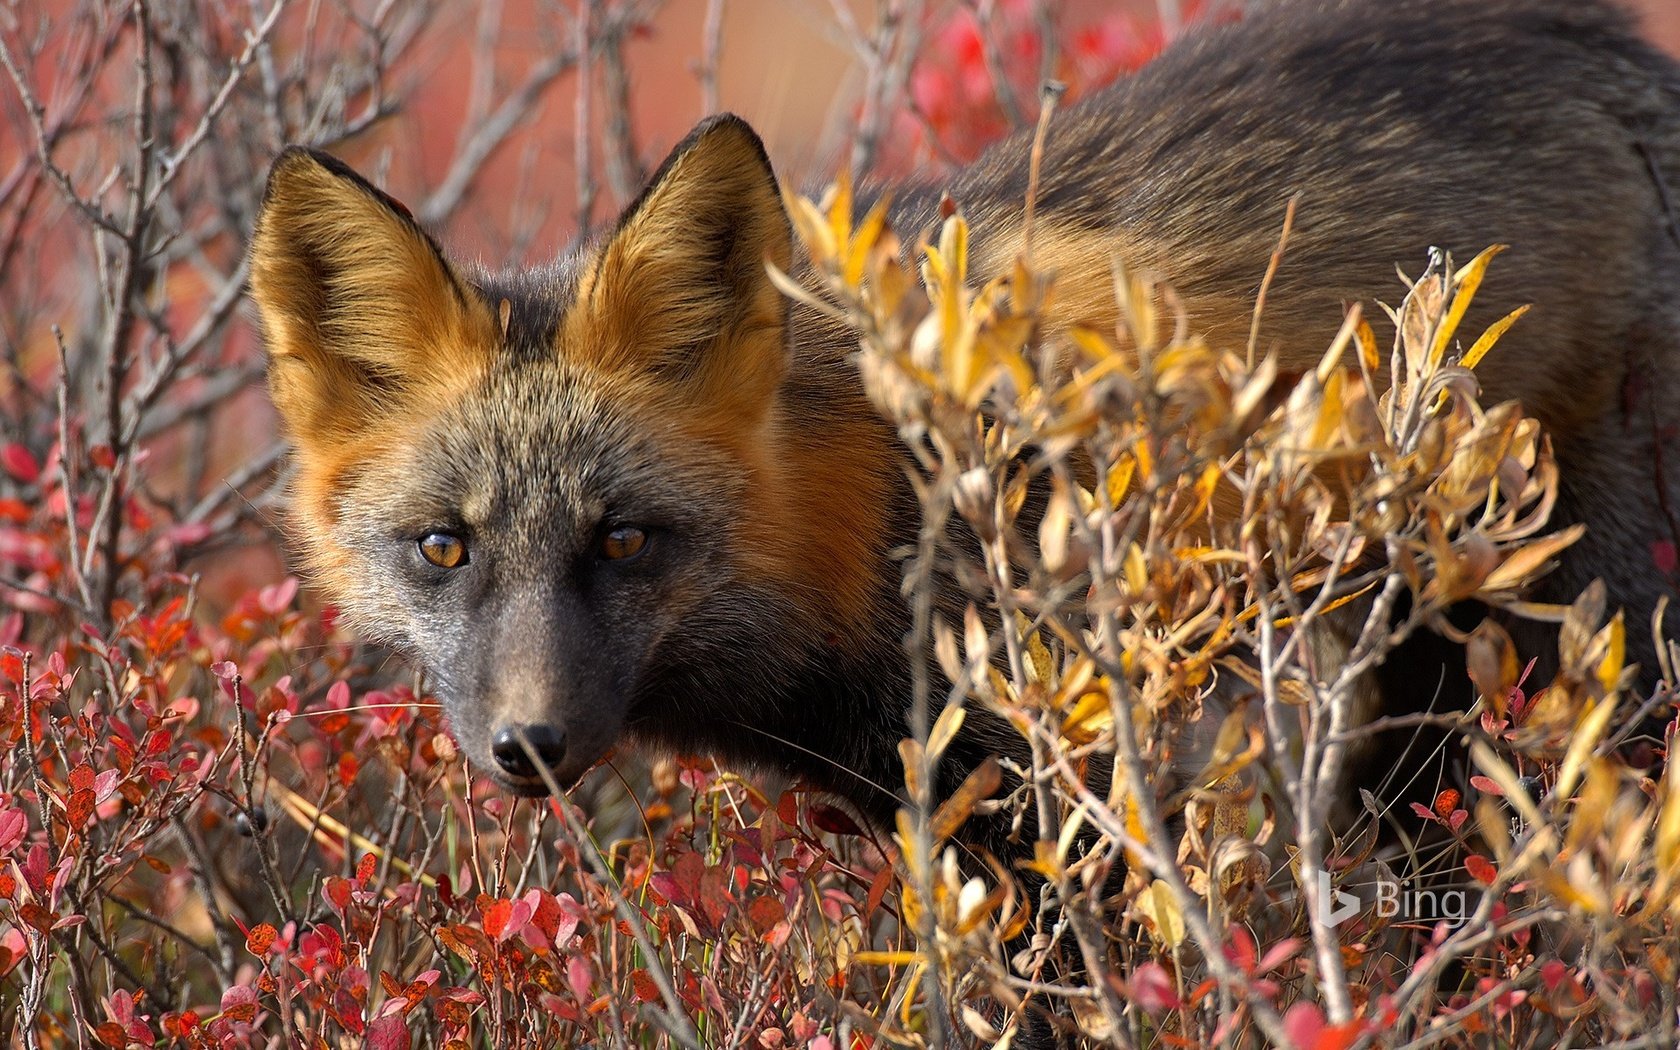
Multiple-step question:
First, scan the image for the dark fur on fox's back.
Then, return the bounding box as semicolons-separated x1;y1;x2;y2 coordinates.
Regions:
248;0;1680;840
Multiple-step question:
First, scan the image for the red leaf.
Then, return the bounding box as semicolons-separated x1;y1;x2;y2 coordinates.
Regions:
1258;937;1304;973
629;968;660;1002
1469;775;1503;797
1464;854;1499;885
364;1015;411;1050
1;444;40;484
1315;1022;1366;1050
809;803;863;836
219;985;258;1024
864;865;895;918
566;955;594;1000
356;852;377;889
1283;1001;1326;1048
671;851;703;905
1409;802;1438;824
480;898;513;940
776;792;800;827
402;970;440;1006
323;876;352;917
92;769;120;805
67;788;94;829
747;895;786;936
699;865;733;929
524;889;561;942
18;902;54;934
0;807;26;853
1128;961;1179;1013
20;843;47;895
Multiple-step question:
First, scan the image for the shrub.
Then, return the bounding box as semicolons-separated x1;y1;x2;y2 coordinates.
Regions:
3;1;1676;1047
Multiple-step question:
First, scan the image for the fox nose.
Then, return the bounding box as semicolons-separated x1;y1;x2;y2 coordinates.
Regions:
490;724;567;779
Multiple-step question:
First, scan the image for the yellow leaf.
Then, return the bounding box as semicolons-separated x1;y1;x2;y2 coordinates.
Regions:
1134;879;1186;949
1308;368;1345;449
1039;482;1072;572
786;191;836;264
938;212;969;289
1657;752;1680;872
1431;244;1507;367
1462;304;1529;371
852;950;923;967
1595;612;1626;694
843;197;891;288
898;739;925;806
1556;694;1618;800
826;167;853;249
1106;455;1135;508
1061;689;1113;744
927;704;965;763
1020;615;1054;684
1068;325;1117;362
1481;525;1586;592
1355;317;1380;374
1471;741;1543;828
1055;804;1089;871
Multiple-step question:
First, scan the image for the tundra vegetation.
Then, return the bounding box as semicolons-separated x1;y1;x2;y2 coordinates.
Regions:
1;1;1677;1047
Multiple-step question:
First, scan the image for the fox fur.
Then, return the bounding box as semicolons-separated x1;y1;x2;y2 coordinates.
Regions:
250;0;1680;837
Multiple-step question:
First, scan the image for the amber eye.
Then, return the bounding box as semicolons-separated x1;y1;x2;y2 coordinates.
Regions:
600;525;648;561
418;532;468;568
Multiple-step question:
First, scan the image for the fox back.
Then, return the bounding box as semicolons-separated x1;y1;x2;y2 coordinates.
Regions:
249;0;1680;824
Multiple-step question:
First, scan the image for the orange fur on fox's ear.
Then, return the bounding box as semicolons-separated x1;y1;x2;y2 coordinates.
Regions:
248;148;496;442
568;114;792;418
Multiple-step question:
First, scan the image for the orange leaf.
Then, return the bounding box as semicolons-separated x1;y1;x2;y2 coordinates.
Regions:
245;922;277;956
1465;854;1499;885
1433;789;1462;820
628;968;660;1003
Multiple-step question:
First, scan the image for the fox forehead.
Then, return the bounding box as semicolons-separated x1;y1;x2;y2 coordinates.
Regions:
405;360;726;505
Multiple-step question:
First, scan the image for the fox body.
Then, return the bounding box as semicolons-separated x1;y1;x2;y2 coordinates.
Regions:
251;0;1680;827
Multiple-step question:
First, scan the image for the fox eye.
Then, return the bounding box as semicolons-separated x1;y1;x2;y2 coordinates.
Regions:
418;532;468;568
600;525;648;561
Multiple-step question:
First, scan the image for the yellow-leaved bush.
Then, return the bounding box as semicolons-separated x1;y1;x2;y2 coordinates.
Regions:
779;170;1680;1047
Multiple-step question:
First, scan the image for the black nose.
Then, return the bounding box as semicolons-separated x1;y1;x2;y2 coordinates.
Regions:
490;724;567;779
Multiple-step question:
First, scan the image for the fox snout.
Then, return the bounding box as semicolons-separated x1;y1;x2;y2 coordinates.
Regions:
438;586;639;796
487;723;567;783
456;667;629;797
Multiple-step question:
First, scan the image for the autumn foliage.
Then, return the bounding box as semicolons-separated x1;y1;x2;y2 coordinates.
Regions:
3;1;1679;1048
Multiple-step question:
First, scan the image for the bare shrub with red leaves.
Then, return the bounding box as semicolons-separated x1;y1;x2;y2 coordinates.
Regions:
6;1;1678;1048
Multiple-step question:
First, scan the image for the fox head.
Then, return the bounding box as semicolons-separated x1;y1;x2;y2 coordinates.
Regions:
248;116;896;796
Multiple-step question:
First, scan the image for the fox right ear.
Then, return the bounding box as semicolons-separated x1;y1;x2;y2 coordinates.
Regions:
248;148;496;441
566;114;792;424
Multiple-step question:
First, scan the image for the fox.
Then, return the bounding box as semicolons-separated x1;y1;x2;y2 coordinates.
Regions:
249;0;1680;838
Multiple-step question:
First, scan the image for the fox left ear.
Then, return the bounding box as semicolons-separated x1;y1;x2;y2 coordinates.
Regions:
248;147;498;445
569;114;793;417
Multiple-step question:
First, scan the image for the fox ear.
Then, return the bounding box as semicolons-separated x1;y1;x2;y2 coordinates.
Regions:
248;147;497;441
569;114;792;416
